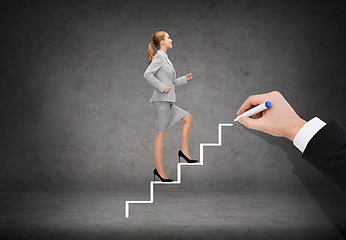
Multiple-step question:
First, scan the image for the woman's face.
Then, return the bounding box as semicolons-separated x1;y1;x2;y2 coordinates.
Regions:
161;33;173;49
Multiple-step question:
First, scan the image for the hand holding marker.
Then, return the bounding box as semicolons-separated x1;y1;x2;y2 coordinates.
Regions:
235;91;307;141
235;91;346;196
234;101;272;122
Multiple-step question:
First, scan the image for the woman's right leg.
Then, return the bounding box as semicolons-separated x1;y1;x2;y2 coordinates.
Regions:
153;131;168;179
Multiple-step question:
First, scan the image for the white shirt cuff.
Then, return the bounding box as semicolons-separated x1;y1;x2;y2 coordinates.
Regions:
293;117;326;153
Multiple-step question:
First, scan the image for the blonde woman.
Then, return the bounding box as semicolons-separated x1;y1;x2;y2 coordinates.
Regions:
144;31;198;182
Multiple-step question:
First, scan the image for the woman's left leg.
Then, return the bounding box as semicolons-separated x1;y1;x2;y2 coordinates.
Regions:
180;113;193;159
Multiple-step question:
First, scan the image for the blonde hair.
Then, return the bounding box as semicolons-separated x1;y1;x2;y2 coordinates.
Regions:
147;31;167;65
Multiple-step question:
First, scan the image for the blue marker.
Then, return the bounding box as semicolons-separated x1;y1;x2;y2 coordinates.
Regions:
234;101;272;122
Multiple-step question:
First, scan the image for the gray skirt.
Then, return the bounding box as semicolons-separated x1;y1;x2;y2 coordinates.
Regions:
151;101;188;134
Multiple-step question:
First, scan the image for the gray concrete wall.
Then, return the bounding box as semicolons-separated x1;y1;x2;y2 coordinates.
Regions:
1;0;346;221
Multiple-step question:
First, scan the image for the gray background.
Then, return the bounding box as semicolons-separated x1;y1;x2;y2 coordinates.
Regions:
1;0;346;239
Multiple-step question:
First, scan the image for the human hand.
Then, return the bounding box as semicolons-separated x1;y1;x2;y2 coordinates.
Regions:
237;91;307;141
163;86;171;94
186;73;192;81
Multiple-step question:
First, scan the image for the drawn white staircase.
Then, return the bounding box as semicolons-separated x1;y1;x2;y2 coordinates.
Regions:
125;123;233;218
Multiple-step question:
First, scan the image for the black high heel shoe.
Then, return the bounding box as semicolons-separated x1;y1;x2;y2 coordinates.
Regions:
153;168;174;182
178;150;198;163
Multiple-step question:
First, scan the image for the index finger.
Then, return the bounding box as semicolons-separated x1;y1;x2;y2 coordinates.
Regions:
237;93;268;115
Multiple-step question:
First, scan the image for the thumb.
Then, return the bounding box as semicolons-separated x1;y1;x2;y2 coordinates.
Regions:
239;117;262;131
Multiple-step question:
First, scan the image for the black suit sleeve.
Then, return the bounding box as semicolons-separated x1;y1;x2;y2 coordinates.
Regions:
302;120;346;195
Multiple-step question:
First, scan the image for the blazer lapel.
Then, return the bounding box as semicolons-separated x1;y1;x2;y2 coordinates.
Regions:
165;55;176;77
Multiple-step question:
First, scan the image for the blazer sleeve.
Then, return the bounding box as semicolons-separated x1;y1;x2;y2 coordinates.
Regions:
173;76;188;86
302;120;346;195
143;54;166;93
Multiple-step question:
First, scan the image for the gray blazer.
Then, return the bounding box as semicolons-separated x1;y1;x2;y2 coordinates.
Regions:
143;50;187;103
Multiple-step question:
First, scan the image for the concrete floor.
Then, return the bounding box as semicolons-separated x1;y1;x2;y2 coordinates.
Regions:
1;187;344;240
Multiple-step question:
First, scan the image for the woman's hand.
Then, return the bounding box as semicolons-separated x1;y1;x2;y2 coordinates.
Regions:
163;86;171;94
186;73;192;81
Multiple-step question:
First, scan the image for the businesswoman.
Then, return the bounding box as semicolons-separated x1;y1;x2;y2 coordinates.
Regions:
143;31;198;182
